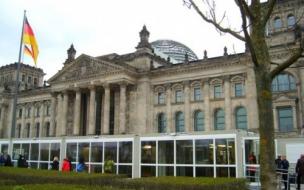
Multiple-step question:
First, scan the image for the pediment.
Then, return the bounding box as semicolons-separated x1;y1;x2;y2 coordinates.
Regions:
274;94;295;102
48;54;125;84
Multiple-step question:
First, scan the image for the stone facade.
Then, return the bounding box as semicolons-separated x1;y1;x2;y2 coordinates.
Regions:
0;0;304;141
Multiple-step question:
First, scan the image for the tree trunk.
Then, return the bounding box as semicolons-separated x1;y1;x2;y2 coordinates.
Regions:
255;68;276;190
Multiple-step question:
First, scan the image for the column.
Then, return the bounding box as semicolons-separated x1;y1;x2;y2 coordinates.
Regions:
61;91;69;136
203;79;211;131
21;106;26;138
39;102;45;137
119;82;127;134
30;104;35;138
103;84;110;134
50;94;57;137
73;88;81;136
88;86;96;135
55;94;62;136
184;81;191;132
0;104;3;137
224;77;232;130
165;84;172;132
273;107;278;131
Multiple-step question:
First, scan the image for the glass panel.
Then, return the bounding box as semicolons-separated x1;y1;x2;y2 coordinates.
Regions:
158;140;174;164
235;83;243;97
91;142;103;163
195;139;213;164
40;143;49;161
141;141;156;164
158;166;174;176
278;107;293;132
274;17;282;30
196;167;214;177
30;143;39;161
119;141;132;163
158;92;165;104
12;144;21;160
91;164;103;173
216;139;228;164
194;111;204;131
1;144;8;154
216;167;236;177
215;109;225;130
66;143;77;162
78;143;90;163
246;166;259;182
176;140;193;164
228;140;235;164
28;162;38;169
214;85;222;98
245;139;260;164
39;163;49;170
141;166;156;177
118;165;132;177
194;87;201;101
175;112;184;132
176;166;193;177
50;143;61;162
287;15;295;28
236;107;247;130
175;90;183;103
104;142;117;162
158;113;166;133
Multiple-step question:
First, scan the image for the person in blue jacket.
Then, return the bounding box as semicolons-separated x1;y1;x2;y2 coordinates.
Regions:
76;157;86;172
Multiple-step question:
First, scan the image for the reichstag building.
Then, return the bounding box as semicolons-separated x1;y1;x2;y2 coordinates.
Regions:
0;0;304;181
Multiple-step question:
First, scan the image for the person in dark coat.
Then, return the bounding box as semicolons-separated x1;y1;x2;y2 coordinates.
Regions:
17;155;27;168
281;155;289;190
275;155;282;173
51;156;59;170
296;154;304;190
4;154;12;167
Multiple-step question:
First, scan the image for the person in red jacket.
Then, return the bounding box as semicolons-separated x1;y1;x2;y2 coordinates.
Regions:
62;158;71;172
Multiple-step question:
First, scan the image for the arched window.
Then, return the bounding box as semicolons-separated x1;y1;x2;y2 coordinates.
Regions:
235;107;247;130
272;73;296;92
158;113;166;133
274;17;282;30
175;112;184;132
194;111;204;131
287;14;296;28
35;123;40;138
214;109;225;130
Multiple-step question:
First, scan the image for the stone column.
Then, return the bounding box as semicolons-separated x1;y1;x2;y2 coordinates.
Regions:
56;94;62;136
50;94;57;137
165;84;172;132
184;81;191;132
61;91;69;136
103;84;110;134
224;77;232;130
0;104;4;137
203;79;211;131
21;106;26;138
119;82;127;134
73;88;81;136
30;104;35;138
39;103;45;137
273;107;278;131
88;86;96;135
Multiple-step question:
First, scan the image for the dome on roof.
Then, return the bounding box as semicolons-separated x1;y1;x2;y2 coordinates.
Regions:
151;40;198;63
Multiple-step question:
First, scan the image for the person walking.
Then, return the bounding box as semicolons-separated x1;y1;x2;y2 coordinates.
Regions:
62;158;71;172
76;157;86;172
281;155;289;190
296;154;304;190
51;156;59;170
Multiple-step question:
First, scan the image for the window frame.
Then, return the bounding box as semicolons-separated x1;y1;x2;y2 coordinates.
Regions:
175;111;185;132
214;109;225;130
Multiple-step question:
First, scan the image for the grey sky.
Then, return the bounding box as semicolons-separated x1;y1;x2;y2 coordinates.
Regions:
0;0;244;80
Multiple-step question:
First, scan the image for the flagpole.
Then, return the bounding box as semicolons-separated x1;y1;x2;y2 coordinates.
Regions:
11;10;26;138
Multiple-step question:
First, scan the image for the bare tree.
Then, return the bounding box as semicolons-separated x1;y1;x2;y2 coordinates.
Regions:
184;0;303;189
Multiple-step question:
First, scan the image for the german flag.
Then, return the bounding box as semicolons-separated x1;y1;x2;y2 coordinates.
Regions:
23;17;39;64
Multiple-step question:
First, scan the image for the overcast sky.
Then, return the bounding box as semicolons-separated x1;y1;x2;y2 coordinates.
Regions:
0;0;244;80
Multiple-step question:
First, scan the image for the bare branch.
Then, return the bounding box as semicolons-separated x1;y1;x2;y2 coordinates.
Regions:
236;0;255;21
262;0;276;26
236;0;259;67
270;48;303;78
186;0;246;41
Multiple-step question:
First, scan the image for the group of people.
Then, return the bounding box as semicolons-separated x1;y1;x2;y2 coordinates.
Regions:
50;156;87;172
275;154;304;190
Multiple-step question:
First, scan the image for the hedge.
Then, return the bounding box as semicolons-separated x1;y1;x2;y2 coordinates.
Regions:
0;167;249;190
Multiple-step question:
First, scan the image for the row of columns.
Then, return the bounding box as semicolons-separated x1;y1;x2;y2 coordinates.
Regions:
50;82;127;137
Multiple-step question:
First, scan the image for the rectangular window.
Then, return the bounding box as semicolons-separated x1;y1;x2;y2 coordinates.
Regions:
158;92;165;104
28;76;32;84
175;90;183;103
18;108;22;118
46;105;50;116
36;106;40;117
21;74;25;82
194;87;201;101
26;123;30;138
278;107;293;132
34;78;38;87
27;108;31;118
214;85;222;98
235;83;244;97
35;123;40;138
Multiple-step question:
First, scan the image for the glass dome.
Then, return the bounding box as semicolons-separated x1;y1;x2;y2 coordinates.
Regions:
151;39;198;63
